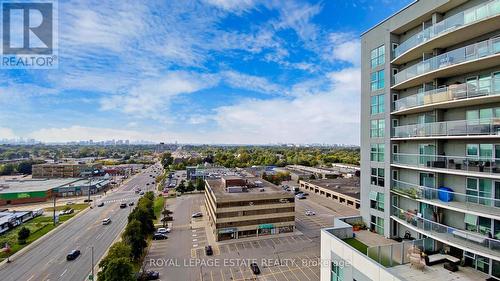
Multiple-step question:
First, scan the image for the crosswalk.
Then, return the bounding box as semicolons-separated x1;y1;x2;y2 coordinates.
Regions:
100;197;139;204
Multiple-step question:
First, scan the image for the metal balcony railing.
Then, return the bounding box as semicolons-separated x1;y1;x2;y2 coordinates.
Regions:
391;179;500;213
394;0;500;59
393;118;500;138
391;205;500;257
392;153;500;175
394;37;500;86
394;78;500;111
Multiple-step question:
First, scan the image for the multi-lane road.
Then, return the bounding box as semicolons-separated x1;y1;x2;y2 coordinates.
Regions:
0;163;162;281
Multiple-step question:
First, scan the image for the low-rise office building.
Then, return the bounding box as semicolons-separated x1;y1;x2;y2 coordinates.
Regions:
32;163;102;178
299;178;361;209
205;175;295;241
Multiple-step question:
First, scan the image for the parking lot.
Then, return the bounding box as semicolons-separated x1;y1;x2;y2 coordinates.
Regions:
144;190;358;281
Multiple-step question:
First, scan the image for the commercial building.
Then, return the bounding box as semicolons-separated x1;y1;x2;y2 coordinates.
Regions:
32;163;102;178
359;0;500;280
298;178;361;209
0;177;110;205
287;165;339;179
204;175;295;241
186;165;232;181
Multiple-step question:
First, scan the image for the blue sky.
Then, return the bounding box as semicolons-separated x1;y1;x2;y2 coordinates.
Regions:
0;0;412;144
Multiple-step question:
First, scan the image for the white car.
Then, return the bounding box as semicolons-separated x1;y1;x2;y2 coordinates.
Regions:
305;210;316;216
157;227;171;234
102;218;111;225
191;212;203;218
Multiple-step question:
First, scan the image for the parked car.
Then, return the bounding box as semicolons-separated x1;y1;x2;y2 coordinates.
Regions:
66;249;81;261
250;263;261;275
137;270;160;280
305;210;315;216
59;208;74;215
157;227;170;234
97;202;104;207
139;191;145;195
295;194;305;199
65;201;74;205
191;212;203;218
102;218;111;225
83;199;93;203
205;245;213;256
152;233;168;240
128;202;135;206
120;203;127;209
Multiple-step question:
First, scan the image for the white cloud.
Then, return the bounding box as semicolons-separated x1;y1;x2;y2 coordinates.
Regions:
0;127;16;139
204;0;258;13
322;33;361;65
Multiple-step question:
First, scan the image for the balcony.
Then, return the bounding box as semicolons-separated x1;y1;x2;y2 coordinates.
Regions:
393;37;500;90
392;153;500;179
393;77;500;115
393;0;500;64
392;118;500;140
391;205;500;260
391;179;500;219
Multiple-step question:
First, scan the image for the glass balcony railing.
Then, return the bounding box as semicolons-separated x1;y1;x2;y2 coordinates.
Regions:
394;77;500;111
391;179;500;213
391;205;500;257
393;118;500;138
394;0;500;59
392;153;500;175
394;37;500;86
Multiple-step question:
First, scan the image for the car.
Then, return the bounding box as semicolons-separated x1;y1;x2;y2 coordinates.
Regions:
97;202;104;207
295;194;305;199
65;201;74;205
59;208;74;215
139;191;145;195
305;210;315;216
303;193;309;196
146;183;149;186
66;249;81;261
157;227;170;234
135;190;140;194
120;203;127;209
128;202;135;206
205;245;213;256
83;199;93;203
250;263;261;275
137;270;160;280
294;191;303;195
191;212;203;218
152;233;168;240
102;218;111;225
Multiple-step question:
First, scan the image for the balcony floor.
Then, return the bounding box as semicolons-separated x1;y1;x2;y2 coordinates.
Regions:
392;215;500;261
388;262;489;281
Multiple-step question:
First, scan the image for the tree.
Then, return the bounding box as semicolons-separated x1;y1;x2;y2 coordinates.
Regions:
160;152;174;168
177;180;186;193
195;178;205;191
17;161;33;174
186;181;195;192
122;220;147;260
98;242;132;280
101;257;135;281
18;227;30;244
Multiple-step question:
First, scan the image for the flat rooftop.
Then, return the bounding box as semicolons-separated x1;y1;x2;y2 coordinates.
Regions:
0;178;81;193
301;178;360;199
388;262;489;281
206;176;292;200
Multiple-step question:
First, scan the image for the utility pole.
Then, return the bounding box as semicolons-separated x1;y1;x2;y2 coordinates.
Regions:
53;195;56;226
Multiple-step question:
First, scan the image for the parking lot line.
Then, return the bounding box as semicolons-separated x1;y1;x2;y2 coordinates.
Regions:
210;270;215;281
276;265;293;281
293;260;312;281
303;255;319;279
229;267;236;281
286;263;302;281
220;269;226;281
191;248;197;258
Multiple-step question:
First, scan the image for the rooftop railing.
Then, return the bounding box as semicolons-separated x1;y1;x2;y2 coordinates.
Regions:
394;0;500;59
394;77;500;112
394;37;500;86
391;205;500;257
391;179;500;213
393;118;500;138
392;153;500;176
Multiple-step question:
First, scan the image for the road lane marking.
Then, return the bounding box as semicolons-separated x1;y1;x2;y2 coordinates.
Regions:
60;269;67;277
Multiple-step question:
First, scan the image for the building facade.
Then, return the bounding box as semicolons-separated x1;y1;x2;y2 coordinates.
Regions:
32;163;102;178
204;176;295;241
361;0;500;279
298;178;361;209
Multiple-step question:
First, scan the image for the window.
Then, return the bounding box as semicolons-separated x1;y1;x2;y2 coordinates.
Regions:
370;94;385;115
371;70;385;91
371;168;384;187
370;144;384;162
370;191;385;211
370;215;384;234
371;45;385;68
331;262;344;281
466;144;493;159
466;177;492;206
370;119;385;138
